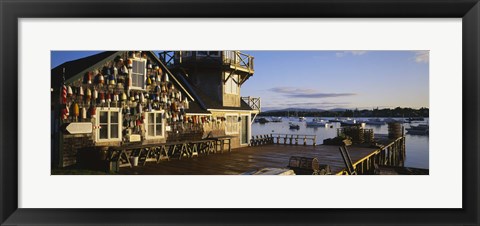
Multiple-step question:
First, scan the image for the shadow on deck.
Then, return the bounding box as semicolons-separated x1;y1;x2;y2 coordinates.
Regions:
119;144;378;175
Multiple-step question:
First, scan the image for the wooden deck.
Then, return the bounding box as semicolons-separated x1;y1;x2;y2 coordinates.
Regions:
119;144;379;175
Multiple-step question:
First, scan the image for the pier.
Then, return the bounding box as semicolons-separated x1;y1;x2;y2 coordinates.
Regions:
118;134;408;175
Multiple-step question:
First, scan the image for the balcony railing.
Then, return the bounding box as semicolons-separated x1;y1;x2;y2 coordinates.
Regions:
242;96;261;112
158;51;254;72
222;51;254;72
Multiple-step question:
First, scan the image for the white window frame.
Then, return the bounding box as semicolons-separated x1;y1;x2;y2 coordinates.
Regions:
129;58;146;91
145;110;165;139
225;113;239;135
96;108;122;142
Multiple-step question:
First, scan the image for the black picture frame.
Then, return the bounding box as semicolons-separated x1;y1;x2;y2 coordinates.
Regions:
1;0;479;225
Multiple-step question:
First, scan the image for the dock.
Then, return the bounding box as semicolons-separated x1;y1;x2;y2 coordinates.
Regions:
119;134;405;175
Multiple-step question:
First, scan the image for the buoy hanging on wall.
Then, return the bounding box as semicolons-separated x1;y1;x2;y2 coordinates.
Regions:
89;105;96;118
61;106;69;120
139;93;145;103
60;85;67;104
67;86;73;97
98;73;104;85
137;103;143;114
73;103;80;118
163;73;169;83
81;107;87;119
183;98;189;109
109;74;116;85
84;72;92;84
99;92;105;104
79;86;84;96
127;59;133;68
93;89;98;101
86;88;92;102
121;92;127;102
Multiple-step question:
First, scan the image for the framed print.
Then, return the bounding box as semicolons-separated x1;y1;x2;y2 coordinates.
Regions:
1;0;479;225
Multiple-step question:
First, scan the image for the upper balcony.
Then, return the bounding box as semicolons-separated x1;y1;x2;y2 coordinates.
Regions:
159;51;254;74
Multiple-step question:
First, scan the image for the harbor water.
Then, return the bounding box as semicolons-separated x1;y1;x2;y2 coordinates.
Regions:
252;117;429;169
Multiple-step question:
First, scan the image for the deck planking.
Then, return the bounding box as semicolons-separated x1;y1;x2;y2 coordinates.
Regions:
119;144;379;175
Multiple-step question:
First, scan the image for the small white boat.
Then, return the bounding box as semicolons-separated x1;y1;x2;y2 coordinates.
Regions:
406;124;429;135
340;119;366;128
271;117;282;122
306;118;329;127
298;117;306;122
328;118;343;123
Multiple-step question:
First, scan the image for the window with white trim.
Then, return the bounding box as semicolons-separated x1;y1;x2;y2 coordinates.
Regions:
146;111;165;139
225;115;239;134
97;109;122;142
131;59;146;89
225;73;239;94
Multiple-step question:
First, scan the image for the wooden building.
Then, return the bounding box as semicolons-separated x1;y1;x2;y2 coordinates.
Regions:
51;51;260;168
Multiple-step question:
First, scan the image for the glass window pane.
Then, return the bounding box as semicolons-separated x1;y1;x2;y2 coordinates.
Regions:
132;74;138;87
100;112;108;123
99;126;108;139
156;113;162;124
110;125;118;138
156;124;162;136
111;112;118;123
148;113;154;124
148;125;154;136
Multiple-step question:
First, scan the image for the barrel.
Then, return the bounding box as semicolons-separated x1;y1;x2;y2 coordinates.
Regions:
388;122;402;139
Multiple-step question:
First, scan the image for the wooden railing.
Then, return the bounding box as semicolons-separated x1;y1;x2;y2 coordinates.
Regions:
337;136;406;175
222;51;254;71
158;51;254;73
242;96;261;111
271;134;317;146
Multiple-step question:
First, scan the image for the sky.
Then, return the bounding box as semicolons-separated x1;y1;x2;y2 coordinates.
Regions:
51;50;429;111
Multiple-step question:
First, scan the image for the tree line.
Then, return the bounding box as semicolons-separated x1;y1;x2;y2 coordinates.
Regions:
259;107;429;118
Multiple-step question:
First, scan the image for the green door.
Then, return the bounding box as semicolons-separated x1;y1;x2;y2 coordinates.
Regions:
240;115;249;145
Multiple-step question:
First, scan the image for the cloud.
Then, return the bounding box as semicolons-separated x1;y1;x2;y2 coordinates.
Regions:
269;87;356;98
335;51;367;58
414;50;429;63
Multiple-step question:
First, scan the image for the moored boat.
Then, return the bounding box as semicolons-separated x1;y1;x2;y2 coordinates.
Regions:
340;119;366;128
306;118;329;127
406;124;429;135
365;118;385;125
289;122;300;130
271;117;282;122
